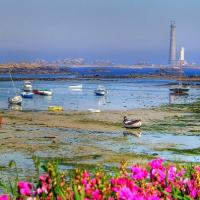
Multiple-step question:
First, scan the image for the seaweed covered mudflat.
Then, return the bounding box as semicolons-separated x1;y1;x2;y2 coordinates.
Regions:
0;100;200;176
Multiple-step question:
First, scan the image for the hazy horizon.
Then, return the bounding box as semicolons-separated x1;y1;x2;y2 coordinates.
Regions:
0;0;199;65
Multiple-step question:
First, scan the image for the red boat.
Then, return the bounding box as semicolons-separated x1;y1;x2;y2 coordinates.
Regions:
33;89;53;96
33;89;41;95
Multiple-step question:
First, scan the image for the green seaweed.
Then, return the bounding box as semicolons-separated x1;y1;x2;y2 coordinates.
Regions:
156;147;200;155
78;118;122;127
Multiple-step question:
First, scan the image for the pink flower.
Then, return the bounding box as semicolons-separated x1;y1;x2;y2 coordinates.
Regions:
39;174;50;182
149;159;164;169
167;166;177;181
164;185;172;193
194;166;200;173
91;189;101;200
118;186;143;200
118;186;134;199
151;168;165;182
17;181;33;196
0;194;9;200
82;170;90;179
131;165;148;181
147;196;161;200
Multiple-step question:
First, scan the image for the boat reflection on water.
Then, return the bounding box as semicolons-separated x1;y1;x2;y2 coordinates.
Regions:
41;95;52;101
123;130;142;138
69;88;82;92
8;104;22;111
97;96;107;106
169;93;189;104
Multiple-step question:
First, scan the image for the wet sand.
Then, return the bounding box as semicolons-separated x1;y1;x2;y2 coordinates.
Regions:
0;108;184;132
0;105;199;174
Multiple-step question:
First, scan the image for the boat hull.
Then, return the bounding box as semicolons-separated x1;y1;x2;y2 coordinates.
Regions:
21;92;33;98
95;90;107;96
69;85;82;89
8;96;23;105
170;85;189;94
23;81;32;92
48;106;64;111
123;120;142;128
33;89;53;96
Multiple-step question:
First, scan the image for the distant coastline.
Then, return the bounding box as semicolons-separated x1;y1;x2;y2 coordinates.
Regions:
1;62;200;82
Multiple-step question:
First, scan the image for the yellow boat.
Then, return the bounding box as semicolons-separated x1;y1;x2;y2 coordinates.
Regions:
48;106;64;111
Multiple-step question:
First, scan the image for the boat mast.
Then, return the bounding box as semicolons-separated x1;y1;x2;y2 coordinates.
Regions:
9;66;17;95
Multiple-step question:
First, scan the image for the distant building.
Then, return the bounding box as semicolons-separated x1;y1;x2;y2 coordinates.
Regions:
169;21;177;66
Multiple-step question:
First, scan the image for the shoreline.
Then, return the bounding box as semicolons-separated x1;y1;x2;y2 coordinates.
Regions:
1;75;200;82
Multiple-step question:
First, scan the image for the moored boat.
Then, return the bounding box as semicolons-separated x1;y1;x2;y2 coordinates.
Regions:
169;85;189;94
23;80;32;92
33;89;53;96
95;85;108;96
21;92;33;98
123;116;142;128
88;108;101;113
48;106;64;111
68;84;82;89
8;95;23;105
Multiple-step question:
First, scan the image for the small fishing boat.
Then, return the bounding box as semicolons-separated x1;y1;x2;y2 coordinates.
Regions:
39;89;53;96
48;106;64;111
33;89;53;96
68;84;82;89
88;108;101;113
8;95;23;105
32;89;41;94
95;85;108;96
169;85;189;94
23;80;33;92
8;69;23;105
123;116;142;128
21;92;33;98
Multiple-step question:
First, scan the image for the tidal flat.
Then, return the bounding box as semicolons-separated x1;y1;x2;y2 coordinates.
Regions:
0;100;200;178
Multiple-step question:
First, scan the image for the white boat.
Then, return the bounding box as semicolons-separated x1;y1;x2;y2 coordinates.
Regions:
88;108;101;113
123;116;142;128
23;80;33;92
8;69;23;105
169;84;189;94
68;84;83;89
95;85;108;96
8;95;23;105
39;89;53;96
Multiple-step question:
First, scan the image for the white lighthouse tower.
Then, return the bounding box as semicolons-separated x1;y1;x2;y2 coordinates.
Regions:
180;47;184;65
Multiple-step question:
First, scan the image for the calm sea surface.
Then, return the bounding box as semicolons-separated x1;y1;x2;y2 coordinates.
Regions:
0;78;200;110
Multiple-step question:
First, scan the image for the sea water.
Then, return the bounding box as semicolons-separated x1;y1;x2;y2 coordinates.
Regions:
0;78;200;110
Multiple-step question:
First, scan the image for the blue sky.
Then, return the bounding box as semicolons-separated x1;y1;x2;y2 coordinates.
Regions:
0;0;199;64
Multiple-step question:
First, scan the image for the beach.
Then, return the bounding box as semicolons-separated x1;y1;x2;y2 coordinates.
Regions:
1;102;200;174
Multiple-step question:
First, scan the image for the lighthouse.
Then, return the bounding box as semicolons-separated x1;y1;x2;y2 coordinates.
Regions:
169;21;177;66
180;47;184;65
